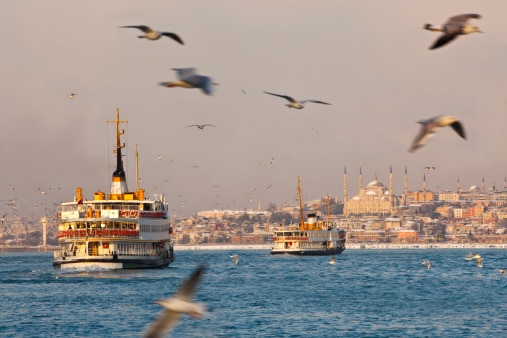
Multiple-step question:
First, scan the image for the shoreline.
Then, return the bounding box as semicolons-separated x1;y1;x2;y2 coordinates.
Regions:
174;243;507;251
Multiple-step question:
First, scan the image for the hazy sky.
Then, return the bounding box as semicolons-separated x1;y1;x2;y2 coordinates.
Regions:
1;0;507;218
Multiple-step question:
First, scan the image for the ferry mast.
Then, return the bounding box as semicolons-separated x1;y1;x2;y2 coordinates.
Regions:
108;108;128;197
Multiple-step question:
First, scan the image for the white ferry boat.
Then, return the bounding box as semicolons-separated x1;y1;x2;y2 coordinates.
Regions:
271;177;346;256
53;109;174;269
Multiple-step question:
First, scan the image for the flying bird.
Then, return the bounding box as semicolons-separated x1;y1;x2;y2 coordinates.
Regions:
119;25;184;45
424;166;436;171
499;269;505;276
465;252;473;260
424;14;482;50
187;124;215;130
143;264;206;338
329;257;336;265
476;256;483;268
68;93;76;99
263;91;331;109
422;260;431;270
230;254;238;265
408;116;466;153
160;68;217;95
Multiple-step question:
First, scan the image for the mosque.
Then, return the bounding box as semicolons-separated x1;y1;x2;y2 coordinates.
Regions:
343;166;406;216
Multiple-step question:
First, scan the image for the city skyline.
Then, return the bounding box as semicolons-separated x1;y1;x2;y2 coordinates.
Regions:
1;1;507;217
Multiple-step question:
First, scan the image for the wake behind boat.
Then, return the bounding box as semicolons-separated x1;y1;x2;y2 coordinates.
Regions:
271;177;346;256
53;109;174;269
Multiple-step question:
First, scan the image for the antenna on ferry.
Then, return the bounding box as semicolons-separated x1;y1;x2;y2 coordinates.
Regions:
135;144;140;191
326;194;331;224
297;176;304;229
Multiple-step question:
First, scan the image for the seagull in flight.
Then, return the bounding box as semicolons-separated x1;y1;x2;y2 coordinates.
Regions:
119;25;184;45
409;116;466;153
160;68;217;95
68;93;76;99
465;252;473;261
187;124;215;130
263;91;331;109
230;254;238;265
143;264;206;338
424;166;436;171
422;260;431;270
424;14;482;50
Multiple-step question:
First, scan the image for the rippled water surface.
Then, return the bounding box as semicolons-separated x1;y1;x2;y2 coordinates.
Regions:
1;249;507;337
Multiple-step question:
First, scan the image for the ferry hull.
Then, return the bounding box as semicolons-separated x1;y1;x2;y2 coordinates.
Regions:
271;247;345;256
53;256;174;270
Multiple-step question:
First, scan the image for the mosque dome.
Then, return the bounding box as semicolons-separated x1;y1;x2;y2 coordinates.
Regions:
367;180;385;188
366;190;377;196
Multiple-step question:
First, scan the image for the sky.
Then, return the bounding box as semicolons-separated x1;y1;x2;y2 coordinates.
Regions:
1;0;507;218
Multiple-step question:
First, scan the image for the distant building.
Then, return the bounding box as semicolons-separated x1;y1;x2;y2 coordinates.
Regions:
343;166;401;216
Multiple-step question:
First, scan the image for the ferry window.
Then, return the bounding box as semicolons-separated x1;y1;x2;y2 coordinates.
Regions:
143;203;152;211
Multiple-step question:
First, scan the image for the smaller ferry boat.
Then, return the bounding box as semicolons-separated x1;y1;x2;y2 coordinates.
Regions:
53;109;174;269
271;177;346;256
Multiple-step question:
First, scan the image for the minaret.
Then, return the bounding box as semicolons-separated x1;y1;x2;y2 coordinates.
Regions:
403;166;408;206
359;166;363;191
389;165;393;206
504;177;507;191
108;108;128;198
343;166;348;203
481;176;485;193
41;216;48;251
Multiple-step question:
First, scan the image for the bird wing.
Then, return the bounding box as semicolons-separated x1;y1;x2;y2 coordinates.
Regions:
175;264;206;301
301;100;331;105
447;14;481;24
172;68;197;80
161;32;185;45
430;33;458;49
143;264;205;338
120;25;153;33
184;75;213;95
409;124;436;152
449;121;466;139
263;92;297;104
143;310;180;338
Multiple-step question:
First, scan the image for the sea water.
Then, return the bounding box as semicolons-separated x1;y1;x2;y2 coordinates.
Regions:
1;249;507;337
